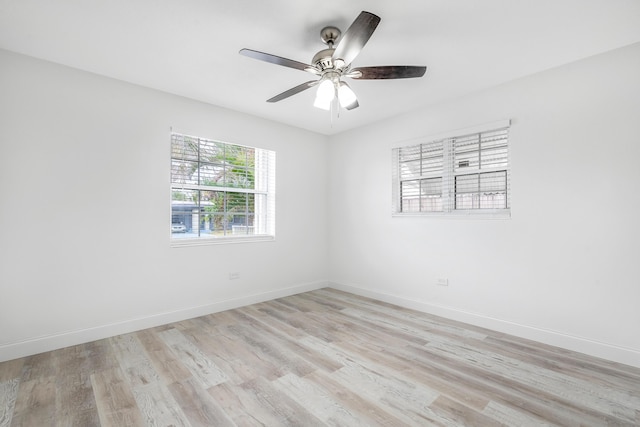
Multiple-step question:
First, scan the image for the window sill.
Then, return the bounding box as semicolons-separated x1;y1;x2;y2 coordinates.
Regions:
392;209;511;220
170;234;275;247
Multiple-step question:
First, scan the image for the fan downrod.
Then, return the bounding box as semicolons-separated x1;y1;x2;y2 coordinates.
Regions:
314;26;346;72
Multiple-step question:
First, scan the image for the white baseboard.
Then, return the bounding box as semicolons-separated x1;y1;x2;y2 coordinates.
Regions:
329;282;640;369
0;280;328;363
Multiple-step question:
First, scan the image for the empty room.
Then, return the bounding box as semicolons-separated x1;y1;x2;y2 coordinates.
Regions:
1;1;639;425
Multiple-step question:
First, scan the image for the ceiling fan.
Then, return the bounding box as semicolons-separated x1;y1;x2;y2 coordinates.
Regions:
239;11;426;111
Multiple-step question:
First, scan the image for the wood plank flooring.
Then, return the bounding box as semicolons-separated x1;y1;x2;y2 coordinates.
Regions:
1;288;639;426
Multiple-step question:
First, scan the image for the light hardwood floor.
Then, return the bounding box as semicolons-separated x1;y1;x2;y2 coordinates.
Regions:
1;288;639;426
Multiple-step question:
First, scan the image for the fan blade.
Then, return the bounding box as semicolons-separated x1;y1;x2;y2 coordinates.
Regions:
332;11;381;66
349;66;427;79
267;80;319;103
240;49;319;74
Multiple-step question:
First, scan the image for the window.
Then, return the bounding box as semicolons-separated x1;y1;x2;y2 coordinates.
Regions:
170;132;275;244
392;122;510;217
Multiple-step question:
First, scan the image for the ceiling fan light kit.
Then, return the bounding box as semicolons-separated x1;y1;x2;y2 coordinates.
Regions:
313;77;335;110
240;11;426;115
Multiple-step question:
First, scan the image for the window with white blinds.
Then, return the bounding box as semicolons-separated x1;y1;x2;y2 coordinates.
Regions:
392;124;510;217
170;132;276;245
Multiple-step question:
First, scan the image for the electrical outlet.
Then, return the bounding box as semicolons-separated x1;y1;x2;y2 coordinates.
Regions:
229;272;240;280
436;278;449;286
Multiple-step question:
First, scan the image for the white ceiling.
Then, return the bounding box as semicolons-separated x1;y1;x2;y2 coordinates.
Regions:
1;0;639;136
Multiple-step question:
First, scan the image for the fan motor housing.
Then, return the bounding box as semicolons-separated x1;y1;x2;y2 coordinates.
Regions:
312;48;335;71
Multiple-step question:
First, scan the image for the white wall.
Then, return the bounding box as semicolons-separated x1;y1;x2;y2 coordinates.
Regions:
328;43;640;367
0;49;329;361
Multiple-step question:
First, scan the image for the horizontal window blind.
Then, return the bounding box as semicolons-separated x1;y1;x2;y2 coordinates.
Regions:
453;127;509;210
392;123;510;216
171;133;275;243
454;128;509;171
455;171;507;209
397;140;444;212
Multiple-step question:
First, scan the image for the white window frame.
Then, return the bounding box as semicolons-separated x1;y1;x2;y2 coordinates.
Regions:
170;131;276;246
392;120;511;219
